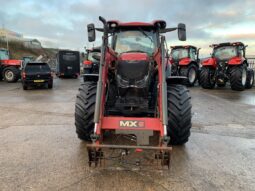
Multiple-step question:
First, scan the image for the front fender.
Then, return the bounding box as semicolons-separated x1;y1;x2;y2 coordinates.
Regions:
228;57;244;65
201;58;217;68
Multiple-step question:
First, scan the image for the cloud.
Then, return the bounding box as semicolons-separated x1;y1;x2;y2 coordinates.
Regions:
0;0;255;56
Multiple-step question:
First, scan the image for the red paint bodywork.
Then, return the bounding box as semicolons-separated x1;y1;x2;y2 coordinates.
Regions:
0;59;22;66
201;58;217;68
101;117;161;131
179;57;191;66
228;56;244;65
107;20;166;28
119;53;149;61
95;48;165;141
83;60;92;65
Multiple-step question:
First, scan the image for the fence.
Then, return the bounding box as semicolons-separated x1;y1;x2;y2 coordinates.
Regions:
247;57;255;70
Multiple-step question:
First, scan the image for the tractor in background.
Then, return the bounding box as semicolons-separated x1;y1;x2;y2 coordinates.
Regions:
169;45;200;86
83;46;101;81
0;48;22;82
200;42;254;90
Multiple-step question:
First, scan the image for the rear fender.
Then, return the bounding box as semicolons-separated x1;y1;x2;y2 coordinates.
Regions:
82;73;99;81
228;57;244;65
1;60;22;67
201;58;217;68
179;58;191;66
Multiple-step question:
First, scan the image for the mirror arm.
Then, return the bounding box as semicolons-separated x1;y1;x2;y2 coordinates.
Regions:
160;27;177;33
95;28;104;32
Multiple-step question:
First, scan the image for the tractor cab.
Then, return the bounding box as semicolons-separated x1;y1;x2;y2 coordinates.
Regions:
170;45;199;62
211;42;246;62
107;22;162;102
83;47;101;79
0;48;10;61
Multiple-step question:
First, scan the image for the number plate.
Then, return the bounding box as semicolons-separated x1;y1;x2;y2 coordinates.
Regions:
34;80;45;83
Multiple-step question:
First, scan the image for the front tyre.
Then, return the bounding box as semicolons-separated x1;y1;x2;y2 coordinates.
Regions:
167;84;192;145
75;82;97;141
229;64;247;91
200;67;216;89
180;64;198;87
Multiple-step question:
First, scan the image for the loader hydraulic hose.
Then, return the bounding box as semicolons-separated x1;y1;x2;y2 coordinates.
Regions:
93;17;108;132
161;36;168;136
94;39;105;125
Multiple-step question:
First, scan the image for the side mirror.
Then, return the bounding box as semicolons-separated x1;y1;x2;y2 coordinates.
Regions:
87;24;96;42
178;23;186;41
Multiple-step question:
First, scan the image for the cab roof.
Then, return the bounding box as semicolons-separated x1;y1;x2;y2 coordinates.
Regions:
210;42;245;48
107;20;167;29
171;45;197;50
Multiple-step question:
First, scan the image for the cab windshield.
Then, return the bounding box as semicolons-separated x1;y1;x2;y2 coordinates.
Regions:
114;30;157;55
0;50;9;60
171;48;188;60
214;46;237;60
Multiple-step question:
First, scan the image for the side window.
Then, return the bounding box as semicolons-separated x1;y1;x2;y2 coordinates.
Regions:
238;46;243;57
189;48;196;60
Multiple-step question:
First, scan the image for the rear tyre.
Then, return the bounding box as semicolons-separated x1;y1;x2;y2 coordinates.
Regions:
2;67;20;83
167;84;192;145
75;82;97;141
245;69;254;89
200;67;216;89
180;64;198;87
229;64;247;91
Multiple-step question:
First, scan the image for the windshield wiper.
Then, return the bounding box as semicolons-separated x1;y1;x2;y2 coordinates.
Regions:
122;50;147;53
138;28;153;43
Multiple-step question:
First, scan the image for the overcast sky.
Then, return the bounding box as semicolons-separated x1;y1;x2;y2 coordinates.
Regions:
0;0;254;56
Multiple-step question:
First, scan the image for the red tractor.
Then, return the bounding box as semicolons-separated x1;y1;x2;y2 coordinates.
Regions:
83;46;101;81
75;16;192;168
169;45;200;86
200;42;254;90
0;48;22;82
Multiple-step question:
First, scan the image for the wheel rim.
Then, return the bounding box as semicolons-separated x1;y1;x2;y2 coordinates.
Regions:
5;70;14;81
241;68;247;86
188;68;196;83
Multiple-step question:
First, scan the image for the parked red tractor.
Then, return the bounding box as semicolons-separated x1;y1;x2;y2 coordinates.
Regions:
200;42;254;90
82;46;101;81
169;45;200;86
75;16;192;168
0;48;22;82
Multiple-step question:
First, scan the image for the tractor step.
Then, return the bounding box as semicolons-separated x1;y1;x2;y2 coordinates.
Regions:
87;144;172;169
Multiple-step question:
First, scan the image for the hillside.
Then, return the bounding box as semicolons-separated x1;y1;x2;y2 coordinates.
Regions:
0;40;58;60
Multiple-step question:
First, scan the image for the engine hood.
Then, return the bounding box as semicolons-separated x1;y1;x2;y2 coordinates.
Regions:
119;53;149;62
